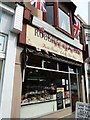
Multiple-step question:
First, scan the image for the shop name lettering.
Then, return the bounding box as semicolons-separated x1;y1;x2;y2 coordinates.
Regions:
35;28;80;54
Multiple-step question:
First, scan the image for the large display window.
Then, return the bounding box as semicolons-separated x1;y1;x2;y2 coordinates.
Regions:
21;68;70;110
21;52;71;111
21;51;81;116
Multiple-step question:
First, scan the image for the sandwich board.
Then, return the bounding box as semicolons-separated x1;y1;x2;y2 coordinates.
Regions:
75;101;90;119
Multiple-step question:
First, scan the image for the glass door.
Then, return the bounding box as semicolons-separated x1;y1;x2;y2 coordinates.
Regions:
70;74;78;112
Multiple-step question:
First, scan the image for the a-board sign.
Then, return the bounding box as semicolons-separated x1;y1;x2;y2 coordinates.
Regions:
56;88;64;110
75;102;90;119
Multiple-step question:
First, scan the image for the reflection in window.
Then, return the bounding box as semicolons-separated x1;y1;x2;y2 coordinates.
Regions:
58;8;71;34
46;6;54;25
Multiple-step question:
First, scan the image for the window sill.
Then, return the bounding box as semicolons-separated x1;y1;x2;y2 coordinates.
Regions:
56;27;74;40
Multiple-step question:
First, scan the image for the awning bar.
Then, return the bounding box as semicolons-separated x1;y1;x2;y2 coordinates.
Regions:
26;65;78;74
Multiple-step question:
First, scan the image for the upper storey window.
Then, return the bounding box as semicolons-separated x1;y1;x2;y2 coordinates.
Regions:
43;1;76;38
58;8;71;34
46;5;54;25
45;2;54;26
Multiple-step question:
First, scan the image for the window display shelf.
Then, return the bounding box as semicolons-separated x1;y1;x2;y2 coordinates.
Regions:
21;98;56;106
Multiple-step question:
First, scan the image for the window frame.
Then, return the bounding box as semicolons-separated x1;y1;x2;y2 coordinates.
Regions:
43;2;54;24
0;59;5;104
0;33;7;54
43;1;74;39
58;7;71;34
0;33;7;105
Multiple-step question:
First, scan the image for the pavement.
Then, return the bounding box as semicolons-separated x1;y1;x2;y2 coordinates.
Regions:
29;112;76;120
58;112;76;119
64;112;75;118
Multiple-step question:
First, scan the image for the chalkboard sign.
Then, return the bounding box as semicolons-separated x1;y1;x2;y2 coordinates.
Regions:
75;102;90;119
56;91;63;110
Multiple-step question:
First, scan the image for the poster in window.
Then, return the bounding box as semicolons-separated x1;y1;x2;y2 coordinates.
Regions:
65;98;70;104
64;91;70;98
62;79;65;85
64;91;70;104
66;85;69;90
66;80;68;85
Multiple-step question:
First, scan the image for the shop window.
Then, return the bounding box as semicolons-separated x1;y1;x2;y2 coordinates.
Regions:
43;60;57;70
26;53;42;67
43;2;74;38
69;65;76;73
21;68;71;111
59;62;68;72
58;8;71;34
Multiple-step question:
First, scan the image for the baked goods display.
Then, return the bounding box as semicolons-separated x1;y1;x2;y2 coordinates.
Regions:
21;82;57;105
21;90;51;104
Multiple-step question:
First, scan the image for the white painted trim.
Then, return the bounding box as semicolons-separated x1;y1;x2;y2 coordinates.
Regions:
32;16;83;50
0;53;5;59
0;33;7;54
0;2;14;15
26;65;79;74
11;4;24;33
26;65;69;74
84;63;89;103
1;32;17;118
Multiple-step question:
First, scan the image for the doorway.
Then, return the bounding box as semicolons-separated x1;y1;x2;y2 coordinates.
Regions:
70;74;79;112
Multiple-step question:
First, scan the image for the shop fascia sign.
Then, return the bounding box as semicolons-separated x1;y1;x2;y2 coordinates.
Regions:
26;25;83;63
35;27;80;55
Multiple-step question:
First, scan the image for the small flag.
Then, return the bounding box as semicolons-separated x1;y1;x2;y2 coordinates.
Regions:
74;16;81;40
30;0;36;7
41;0;46;12
30;0;46;12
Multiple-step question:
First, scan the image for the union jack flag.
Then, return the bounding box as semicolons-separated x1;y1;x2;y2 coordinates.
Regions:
30;0;46;12
74;16;81;40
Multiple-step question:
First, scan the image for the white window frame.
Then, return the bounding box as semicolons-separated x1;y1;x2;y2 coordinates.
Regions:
0;33;7;54
58;8;71;34
0;33;7;105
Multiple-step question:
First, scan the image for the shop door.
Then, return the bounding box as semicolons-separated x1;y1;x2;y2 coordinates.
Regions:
70;74;79;112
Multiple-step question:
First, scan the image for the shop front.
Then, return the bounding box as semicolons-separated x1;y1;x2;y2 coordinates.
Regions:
19;23;83;118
